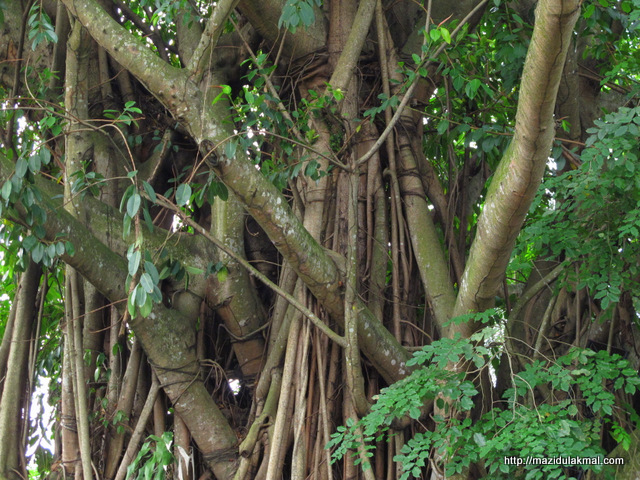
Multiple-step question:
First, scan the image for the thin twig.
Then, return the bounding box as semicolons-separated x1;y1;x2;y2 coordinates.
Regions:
355;0;490;168
154;194;347;347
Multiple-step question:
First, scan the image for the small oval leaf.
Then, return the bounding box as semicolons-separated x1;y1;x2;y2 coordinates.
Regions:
176;184;191;206
145;261;160;284
127;193;141;218
128;249;141;276
142;180;157;203
135;284;148;307
140;272;154;294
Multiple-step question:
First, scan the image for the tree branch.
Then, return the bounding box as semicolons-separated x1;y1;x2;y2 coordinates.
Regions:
60;0;411;383
453;0;581;331
187;0;239;79
157;194;347;348
0;151;238;480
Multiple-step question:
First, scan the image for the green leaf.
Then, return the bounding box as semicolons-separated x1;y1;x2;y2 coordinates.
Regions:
28;152;42;172
184;265;204;275
460;396;474;410
138;294;152;317
2;180;12;200
225;139;237;159
441;27;451;44
143;206;154;233
23;235;37;251
331;88;344;101
32;243;45;263
122;214;132;239
437;119;449;135
140;272;155;294
128;249;141;276
127;193;141;218
135;284;148;307
119;184;135;213
473;433;486;447
176;183;192;206
15;158;28;178
211;91;224;105
159;266;171;280
465;79;481;99
128;291;137;317
212;181;229;201
298;1;315;26
142;181;157;203
145;261;160;284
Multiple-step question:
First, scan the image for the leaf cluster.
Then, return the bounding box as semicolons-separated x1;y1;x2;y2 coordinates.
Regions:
27;3;57;50
126;432;175;480
126;244;164;319
221;55;332;189
278;0;321;32
0;133;75;268
328;324;640;480
116;0;195;65
518;106;640;312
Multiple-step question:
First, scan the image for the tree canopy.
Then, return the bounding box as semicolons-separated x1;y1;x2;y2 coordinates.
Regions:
0;0;640;479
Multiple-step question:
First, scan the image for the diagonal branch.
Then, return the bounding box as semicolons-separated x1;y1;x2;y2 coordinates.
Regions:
328;0;377;93
0;151;239;480
61;0;412;383
156;194;347;348
452;0;581;332
187;0;239;79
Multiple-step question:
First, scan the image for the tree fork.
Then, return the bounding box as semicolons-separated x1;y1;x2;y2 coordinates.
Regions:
59;0;411;384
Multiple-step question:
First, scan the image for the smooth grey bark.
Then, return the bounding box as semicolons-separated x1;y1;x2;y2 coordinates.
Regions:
0;260;41;480
60;330;80;478
452;0;581;331
210;192;267;380
63;23;95;480
103;340;142;479
0;300;17;396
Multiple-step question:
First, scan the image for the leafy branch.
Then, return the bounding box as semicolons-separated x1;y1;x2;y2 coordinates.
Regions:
329;321;640;479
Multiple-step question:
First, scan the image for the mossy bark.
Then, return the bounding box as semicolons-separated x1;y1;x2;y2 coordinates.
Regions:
60;0;411;383
0;261;41;480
